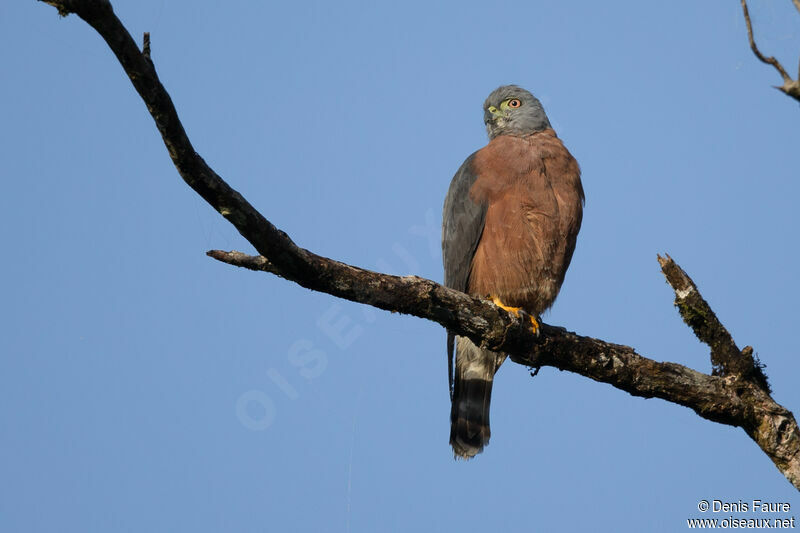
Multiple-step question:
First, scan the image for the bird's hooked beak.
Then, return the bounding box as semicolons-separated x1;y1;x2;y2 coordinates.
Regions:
484;105;505;126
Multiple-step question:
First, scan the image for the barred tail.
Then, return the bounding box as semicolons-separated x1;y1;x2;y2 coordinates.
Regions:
449;336;505;459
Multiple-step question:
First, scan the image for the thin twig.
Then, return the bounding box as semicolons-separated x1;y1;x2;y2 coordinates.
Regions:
142;31;150;60
740;0;800;102
742;0;792;81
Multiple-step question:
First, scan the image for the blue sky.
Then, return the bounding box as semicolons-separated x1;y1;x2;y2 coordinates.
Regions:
2;1;799;531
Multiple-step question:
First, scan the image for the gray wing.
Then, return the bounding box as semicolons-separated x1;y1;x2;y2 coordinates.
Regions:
442;152;487;398
442;152;486;291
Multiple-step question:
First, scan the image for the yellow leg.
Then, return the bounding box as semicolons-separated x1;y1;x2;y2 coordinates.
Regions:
491;296;521;316
491;296;539;335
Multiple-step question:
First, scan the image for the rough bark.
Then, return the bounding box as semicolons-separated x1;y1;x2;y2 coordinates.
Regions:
658;254;769;390
37;0;800;489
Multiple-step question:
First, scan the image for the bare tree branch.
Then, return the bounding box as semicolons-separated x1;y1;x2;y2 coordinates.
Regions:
37;0;800;489
658;254;769;390
209;247;800;490
742;0;793;81
741;0;800;102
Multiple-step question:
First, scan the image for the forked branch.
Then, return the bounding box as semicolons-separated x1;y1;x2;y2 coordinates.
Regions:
38;0;800;489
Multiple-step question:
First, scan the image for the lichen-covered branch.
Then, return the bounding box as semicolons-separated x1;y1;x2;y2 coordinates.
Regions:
37;0;800;489
740;0;800;102
657;254;769;390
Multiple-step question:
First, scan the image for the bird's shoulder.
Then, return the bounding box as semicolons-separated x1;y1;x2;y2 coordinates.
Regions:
443;151;481;210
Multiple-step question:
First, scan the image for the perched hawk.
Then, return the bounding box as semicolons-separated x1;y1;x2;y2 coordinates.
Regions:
442;85;584;458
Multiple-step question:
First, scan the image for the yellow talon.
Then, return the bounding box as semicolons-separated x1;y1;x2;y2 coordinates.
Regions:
529;315;540;335
491;296;521;316
491;296;540;335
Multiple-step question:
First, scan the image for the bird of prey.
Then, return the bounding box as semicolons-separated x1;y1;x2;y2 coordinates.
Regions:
442;85;584;458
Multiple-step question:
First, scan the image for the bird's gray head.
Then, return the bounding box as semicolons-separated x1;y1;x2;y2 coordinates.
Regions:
483;85;551;139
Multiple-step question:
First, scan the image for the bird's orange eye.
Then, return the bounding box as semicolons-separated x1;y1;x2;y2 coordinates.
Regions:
508;99;522;108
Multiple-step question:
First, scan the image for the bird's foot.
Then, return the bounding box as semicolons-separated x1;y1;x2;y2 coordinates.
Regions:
491;296;540;336
491;296;522;316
